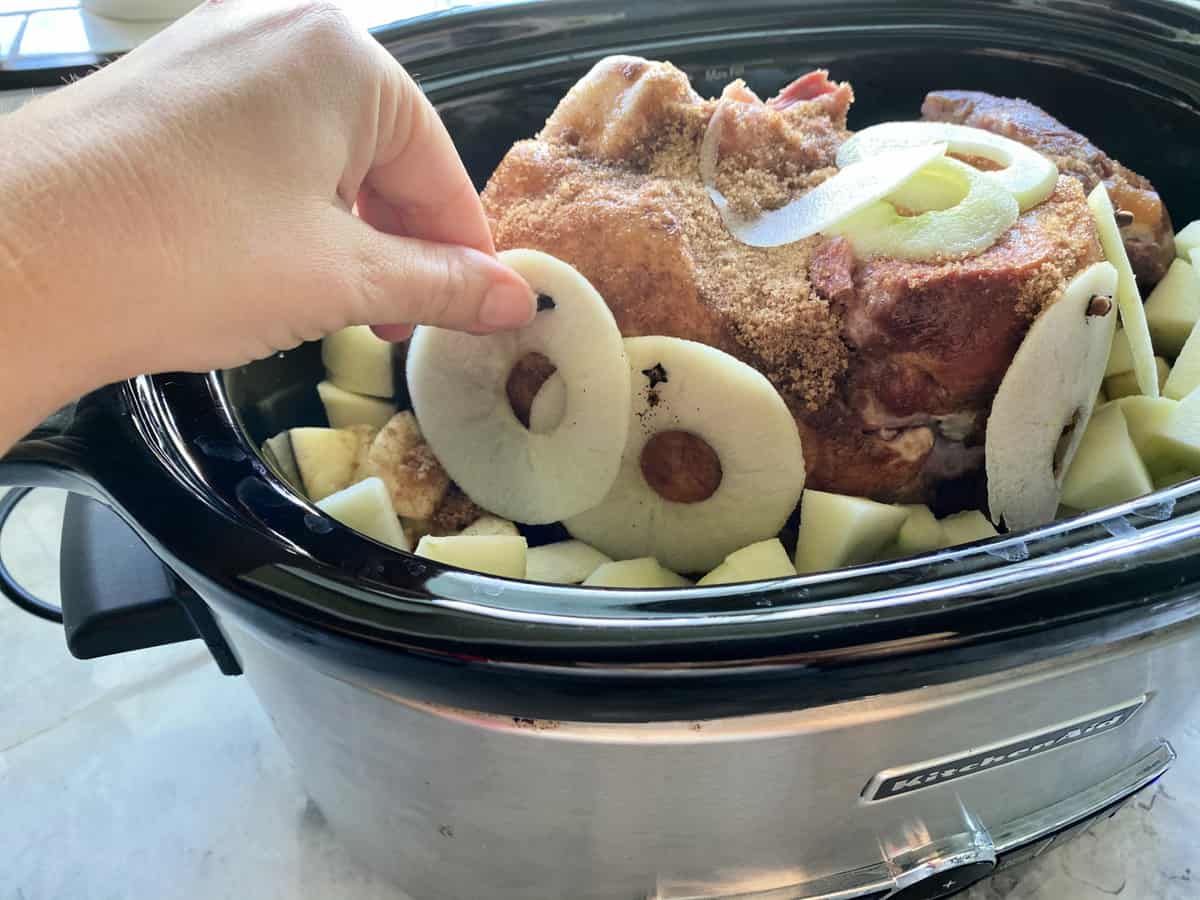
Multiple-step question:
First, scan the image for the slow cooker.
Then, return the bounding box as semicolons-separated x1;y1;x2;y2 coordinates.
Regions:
4;2;1200;898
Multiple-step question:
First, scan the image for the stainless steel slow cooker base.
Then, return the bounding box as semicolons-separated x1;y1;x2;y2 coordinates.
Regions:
225;610;1195;899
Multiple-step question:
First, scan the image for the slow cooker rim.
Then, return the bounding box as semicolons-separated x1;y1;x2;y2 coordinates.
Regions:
98;370;1200;663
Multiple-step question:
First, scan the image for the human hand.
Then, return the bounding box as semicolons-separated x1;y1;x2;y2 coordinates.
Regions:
5;0;535;388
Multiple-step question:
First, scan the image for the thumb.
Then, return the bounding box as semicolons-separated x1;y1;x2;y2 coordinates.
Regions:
343;216;536;336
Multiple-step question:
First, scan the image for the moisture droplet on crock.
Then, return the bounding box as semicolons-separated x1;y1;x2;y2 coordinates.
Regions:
303;513;334;534
1133;497;1176;521
984;540;1030;562
1102;515;1137;539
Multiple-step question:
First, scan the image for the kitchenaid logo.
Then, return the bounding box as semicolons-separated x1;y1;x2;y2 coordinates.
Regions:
862;696;1146;802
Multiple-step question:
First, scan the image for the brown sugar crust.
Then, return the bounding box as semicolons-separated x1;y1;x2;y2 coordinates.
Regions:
482;57;1105;503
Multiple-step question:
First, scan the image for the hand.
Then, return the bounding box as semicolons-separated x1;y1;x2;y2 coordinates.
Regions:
2;0;534;390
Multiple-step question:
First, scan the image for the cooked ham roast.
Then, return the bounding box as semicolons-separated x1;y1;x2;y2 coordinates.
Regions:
481;56;1163;506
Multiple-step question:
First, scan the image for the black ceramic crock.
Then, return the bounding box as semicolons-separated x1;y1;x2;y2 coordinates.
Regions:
3;0;1200;724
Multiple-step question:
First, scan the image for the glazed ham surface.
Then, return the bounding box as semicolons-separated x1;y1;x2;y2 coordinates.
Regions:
481;57;1156;504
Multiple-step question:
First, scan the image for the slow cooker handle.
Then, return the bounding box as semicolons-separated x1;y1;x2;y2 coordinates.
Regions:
0;389;242;675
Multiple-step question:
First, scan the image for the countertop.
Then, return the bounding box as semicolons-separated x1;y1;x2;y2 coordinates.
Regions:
1;488;1199;899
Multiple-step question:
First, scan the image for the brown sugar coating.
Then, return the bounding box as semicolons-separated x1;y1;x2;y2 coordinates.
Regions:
482;57;1105;503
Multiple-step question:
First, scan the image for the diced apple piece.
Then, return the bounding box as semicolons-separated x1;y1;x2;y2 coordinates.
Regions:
316;478;410;551
262;432;302;489
289;427;362;502
322;326;399;398
697;538;795;586
1175;220;1200;259
1144;258;1200;357
794;490;908;574
1156;386;1200;473
1166;322;1200;401
525;540;612;584
460;516;520;537
414;534;527;579
1088;184;1158;397
582;557;691;588
1154;470;1195;489
361;412;450;519
317;380;398;430
895;504;946;555
939;510;998;547
1061;403;1153;510
1105;329;1134;377
1105;356;1169;399
1115;396;1178;478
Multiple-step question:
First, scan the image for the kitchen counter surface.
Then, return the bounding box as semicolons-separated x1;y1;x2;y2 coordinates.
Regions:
2;488;1199;900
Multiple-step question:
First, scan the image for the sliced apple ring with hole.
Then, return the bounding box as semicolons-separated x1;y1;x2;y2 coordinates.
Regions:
837;121;1059;211
825;156;1019;261
407;250;630;524
565;336;805;573
699;110;948;248
1088;183;1159;398
986;260;1118;531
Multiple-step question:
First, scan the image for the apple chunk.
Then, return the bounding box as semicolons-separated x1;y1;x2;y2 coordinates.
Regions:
582;558;691;588
322;326;399;399
794;490;908;574
317;380;397;430
1105;356;1169;400
698;538;795;586
1060;402;1153;510
1175;220;1200;259
1144;258;1200;358
1116;396;1178;478
289;427;363;502
525;540;612;584
939;510;998;547
414;534;527;579
317;477;410;551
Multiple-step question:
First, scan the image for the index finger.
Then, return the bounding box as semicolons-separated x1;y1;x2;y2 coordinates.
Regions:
362;51;496;256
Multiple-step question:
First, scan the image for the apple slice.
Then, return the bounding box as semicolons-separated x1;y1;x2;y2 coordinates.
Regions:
794;490;908;574
414;534;527;579
1060;402;1153;510
582;557;691;588
1115;396;1178;478
289;427;362;502
408;250;631;524
316;477;410;551
1105;329;1134;378
525;540;612;584
986;260;1119;530
262;432;302;489
317;380;397;430
564;336;806;573
939;510;998;547
460;516;520;537
322;326;400;399
1166;324;1200;402
697;538;795;586
1088;184;1158;397
1144;257;1200;358
1105;356;1169;400
1175;220;1200;259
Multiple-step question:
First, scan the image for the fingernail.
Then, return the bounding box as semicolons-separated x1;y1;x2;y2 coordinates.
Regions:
479;281;536;329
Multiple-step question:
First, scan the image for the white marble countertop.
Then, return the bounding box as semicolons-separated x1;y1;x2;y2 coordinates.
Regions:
1;488;1199;899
